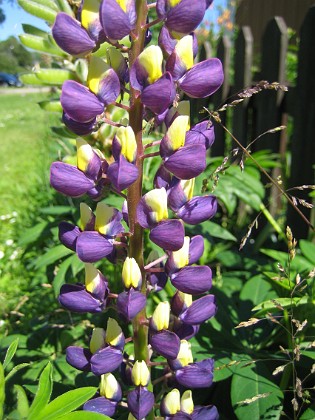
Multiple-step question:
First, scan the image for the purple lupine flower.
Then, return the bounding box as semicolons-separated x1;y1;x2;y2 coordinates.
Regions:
175;358;214;388
137;188;185;251
66;323;124;375
130;45;176;114
107;126;139;191
84;372;122;417
52;12;96;56
149;301;180;359
58;202;124;263
159;26;198;58
59;263;109;313
50;139;106;199
116;288;146;321
62;112;97;136
100;0;136;41
160;116;206;180
156;0;208;34
168;178;218;225
127;386;155;419
192;405;219;420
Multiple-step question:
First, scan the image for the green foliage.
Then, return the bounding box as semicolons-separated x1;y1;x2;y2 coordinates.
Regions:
0;36;34;73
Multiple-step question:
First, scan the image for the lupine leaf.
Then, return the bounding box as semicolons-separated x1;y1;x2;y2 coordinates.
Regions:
53;255;74;296
252;296;308;315
231;363;283;419
14;385;30;418
3;338;19;370
300;405;315;419
18;0;57;23
34;245;73;269
36;387;98;420
300;240;315;264
28;362;53;419
18;221;48;247
57;412;111;420
5;363;30;382
40;206;75;215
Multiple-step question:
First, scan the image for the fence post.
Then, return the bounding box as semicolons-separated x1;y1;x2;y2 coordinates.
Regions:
287;5;315;239
211;35;232;157
254;16;288;151
232;26;253;147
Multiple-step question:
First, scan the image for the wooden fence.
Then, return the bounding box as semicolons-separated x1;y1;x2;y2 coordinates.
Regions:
193;5;315;239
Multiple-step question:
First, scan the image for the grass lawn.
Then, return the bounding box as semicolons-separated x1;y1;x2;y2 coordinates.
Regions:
0;91;59;317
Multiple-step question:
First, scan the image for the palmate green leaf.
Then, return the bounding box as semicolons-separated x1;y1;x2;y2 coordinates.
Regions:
36;387;98;420
300;405;315;419
40;205;75;215
300;240;315;264
18;0;57;23
14;385;30;418
201;220;237;241
252;296;308;316
53;254;74;296
5;363;30;382
28;362;53;420
18;221;48;247
3;338;19;369
34;245;73;269
57;411;111;420
231;363;283;419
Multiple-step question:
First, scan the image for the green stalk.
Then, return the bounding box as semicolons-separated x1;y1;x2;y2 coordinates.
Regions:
127;0;148;362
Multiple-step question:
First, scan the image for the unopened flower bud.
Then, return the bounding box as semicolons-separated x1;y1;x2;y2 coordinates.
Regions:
131;360;150;386
100;373;122;401
105;318;125;349
181;390;194;414
122;257;142;289
161;388;180;415
90;327;106;353
150;301;170;331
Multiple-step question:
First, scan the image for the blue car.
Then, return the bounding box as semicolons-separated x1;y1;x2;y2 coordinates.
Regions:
0;72;23;87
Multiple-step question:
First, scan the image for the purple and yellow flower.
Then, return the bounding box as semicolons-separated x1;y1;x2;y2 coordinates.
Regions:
137;187;185;251
127;361;155;419
50;139;106;199
107;126;139;191
130;45;176;114
59;263;109;313
100;0;136;41
66;322;124;376
168;177;218;225
149;301;180;359
59;202;124;263
83;372;122;417
156;0;209;35
160;116;206;180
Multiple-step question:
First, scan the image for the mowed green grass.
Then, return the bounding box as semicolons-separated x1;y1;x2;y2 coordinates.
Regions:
0;92;59;314
0;92;53;220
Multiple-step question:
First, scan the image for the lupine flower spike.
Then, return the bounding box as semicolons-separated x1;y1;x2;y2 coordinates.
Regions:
51;0;223;417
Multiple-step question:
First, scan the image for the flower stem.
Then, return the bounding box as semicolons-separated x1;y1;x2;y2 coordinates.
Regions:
127;0;148;364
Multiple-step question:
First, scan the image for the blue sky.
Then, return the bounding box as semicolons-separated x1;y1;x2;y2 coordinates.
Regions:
0;0;226;41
